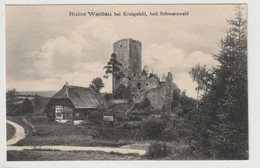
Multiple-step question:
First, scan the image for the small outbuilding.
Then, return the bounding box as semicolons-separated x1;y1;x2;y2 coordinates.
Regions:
44;84;105;123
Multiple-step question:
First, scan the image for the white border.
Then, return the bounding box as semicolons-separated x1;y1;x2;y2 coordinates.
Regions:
1;0;260;168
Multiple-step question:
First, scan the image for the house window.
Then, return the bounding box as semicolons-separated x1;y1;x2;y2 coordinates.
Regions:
69;113;73;118
75;113;80;117
55;105;64;119
55;105;63;114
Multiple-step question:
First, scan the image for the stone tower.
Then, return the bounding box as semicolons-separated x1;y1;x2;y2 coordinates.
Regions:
165;72;173;113
112;38;142;92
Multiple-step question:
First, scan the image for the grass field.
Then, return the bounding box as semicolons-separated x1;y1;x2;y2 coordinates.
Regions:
6;123;15;141
5;101;196;160
7;150;142;161
6;115;198;160
9;114;137;147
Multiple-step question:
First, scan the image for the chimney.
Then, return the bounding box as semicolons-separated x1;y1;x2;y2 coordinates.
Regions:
65;82;69;98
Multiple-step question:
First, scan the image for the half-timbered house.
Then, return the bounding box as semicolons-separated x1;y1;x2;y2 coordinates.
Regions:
44;84;105;124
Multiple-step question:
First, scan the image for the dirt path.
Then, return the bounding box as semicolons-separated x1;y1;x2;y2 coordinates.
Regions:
6;120;25;146
7;145;146;155
6;119;146;155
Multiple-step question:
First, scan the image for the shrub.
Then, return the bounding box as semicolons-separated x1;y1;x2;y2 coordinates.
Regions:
104;93;113;102
6;98;33;116
146;141;171;159
139;117;165;140
162;115;192;142
117;121;141;129
6;103;20;116
113;84;132;99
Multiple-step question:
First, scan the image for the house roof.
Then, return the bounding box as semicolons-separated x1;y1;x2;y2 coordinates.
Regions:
52;85;105;109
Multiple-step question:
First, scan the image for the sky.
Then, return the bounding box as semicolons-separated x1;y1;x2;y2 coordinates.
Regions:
5;4;246;98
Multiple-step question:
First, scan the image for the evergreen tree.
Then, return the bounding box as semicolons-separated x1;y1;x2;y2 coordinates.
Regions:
208;5;247;159
21;98;33;115
189;5;248;159
103;53;124;79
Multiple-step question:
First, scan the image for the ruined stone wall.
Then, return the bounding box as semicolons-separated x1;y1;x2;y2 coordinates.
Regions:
132;75;160;92
165;72;174;113
143;77;159;91
145;84;166;109
132;72;174;111
132;90;145;103
112;39;173;111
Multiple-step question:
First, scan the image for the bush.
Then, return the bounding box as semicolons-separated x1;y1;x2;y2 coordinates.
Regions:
139;117;165;140
117;121;141;129
162;115;192;142
6;98;33;116
114;84;132;99
116;114;142;122
104;93;113;102
6;103;20;116
146;141;171;159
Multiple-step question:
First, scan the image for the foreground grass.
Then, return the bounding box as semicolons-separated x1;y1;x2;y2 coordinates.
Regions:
6;115;200;160
6;123;15;141
13;114;137;147
7;150;142;161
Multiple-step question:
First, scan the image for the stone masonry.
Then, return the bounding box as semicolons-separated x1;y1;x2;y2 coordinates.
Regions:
113;38;174;110
113;38;142;91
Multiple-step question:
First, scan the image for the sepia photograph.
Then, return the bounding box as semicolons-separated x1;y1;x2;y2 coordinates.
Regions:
4;3;250;163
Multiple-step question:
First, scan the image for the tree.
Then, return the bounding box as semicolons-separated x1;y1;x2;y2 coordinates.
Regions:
208;5;247;159
189;5;248;159
6;89;17;103
189;64;212;108
21;98;33;115
34;93;42;108
89;77;104;93
103;53;124;79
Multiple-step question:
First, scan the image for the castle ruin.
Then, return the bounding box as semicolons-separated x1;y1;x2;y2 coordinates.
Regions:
112;38;173;111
